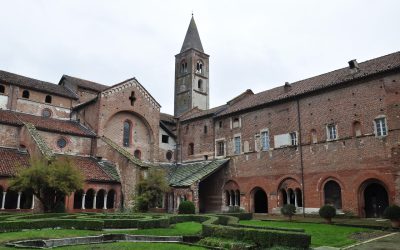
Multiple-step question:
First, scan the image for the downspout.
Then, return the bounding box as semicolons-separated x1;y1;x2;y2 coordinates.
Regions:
296;99;306;217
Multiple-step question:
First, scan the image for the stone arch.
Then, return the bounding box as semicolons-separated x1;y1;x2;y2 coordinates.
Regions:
4;188;18;209
223;180;240;207
277;177;302;207
107;189;116;209
73;189;84;209
96;189;106;209
250;187;268;213
85;189;96;209
359;179;389;218
104;111;154;160
323;180;342;209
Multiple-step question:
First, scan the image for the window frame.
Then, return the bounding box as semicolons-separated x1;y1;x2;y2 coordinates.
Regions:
22;90;30;99
290;132;298;146
326;124;338;141
0;84;5;94
374;116;388;137
123;120;132;147
45;95;52;104
215;139;225;157
260;129;270;151
161;134;169;144
234;136;241;155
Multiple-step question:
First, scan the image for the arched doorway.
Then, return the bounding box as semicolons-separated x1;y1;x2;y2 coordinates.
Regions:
73;190;84;209
107;189;116;209
363;182;388;218
85;189;96;209
324;180;342;209
5;189;18;209
252;188;268;213
279;189;287;206
96;189;106;209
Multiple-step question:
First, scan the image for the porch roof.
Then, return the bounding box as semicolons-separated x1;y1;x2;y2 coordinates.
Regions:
160;159;229;187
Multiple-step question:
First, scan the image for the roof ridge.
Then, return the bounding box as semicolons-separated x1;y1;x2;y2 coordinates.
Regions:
100;136;152;168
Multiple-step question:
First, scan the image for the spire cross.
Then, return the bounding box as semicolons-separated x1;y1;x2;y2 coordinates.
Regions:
129;91;136;106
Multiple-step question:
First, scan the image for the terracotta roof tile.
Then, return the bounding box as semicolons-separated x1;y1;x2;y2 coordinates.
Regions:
57;155;119;183
217;51;400;117
180;105;228;122
0;70;77;99
0;147;30;177
61;75;108;92
0;110;95;137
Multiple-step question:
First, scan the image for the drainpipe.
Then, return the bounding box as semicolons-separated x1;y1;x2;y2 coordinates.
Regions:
296;99;306;217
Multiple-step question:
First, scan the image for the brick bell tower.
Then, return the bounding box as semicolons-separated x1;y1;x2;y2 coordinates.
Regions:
174;15;210;117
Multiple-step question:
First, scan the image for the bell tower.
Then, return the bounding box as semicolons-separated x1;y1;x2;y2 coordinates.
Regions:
174;15;210;117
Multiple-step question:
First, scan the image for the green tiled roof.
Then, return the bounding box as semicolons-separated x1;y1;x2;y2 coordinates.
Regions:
24;122;55;161
101;136;154;168
160;159;229;187
98;160;121;182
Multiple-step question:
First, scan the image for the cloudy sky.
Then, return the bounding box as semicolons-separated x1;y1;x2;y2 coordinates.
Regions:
1;0;399;114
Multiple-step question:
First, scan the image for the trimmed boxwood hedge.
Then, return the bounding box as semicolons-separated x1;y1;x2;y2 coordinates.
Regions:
217;213;253;220
169;215;211;224
0;219;104;232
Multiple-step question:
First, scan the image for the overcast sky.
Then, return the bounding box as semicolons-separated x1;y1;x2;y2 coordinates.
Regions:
1;0;399;114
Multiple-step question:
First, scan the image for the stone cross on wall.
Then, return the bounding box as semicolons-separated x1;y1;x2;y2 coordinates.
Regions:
129;91;136;106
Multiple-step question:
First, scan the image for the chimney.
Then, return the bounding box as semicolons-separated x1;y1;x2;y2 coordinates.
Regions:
284;82;291;92
348;59;359;73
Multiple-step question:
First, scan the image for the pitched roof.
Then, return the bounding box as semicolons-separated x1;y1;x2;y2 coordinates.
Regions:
60;75;108;92
0;110;95;137
100;136;154;168
180;105;228;122
160;113;177;138
160;159;229;187
57;155;120;183
217;51;400;117
0;70;77;99
0;147;30;177
180;16;204;53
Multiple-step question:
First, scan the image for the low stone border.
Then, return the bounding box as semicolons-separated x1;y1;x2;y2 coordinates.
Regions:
6;234;183;249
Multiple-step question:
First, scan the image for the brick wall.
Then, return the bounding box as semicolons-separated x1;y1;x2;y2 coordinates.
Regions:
38;131;92;156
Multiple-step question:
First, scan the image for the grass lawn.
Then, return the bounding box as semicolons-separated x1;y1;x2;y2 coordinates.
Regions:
240;219;375;247
0;222;202;250
0;242;206;250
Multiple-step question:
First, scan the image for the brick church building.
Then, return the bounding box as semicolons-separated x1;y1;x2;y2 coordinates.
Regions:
0;16;399;217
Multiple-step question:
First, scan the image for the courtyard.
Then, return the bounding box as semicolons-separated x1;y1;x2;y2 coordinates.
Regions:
0;212;397;250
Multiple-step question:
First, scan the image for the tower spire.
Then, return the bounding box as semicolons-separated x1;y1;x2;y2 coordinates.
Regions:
180;16;203;53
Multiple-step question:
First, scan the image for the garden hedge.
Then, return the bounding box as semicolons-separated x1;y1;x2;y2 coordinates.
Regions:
0;219;104;232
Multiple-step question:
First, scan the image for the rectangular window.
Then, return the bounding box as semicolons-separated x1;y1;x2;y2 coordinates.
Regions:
219;121;223;128
375;118;387;136
162;135;169;143
327;124;337;140
234;136;241;155
290;132;297;146
261;131;270;150
204;125;208;134
232;117;240;128
217;141;225;156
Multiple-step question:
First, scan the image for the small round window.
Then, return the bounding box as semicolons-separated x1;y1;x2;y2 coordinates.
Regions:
166;150;173;161
57;137;67;148
42;108;52;118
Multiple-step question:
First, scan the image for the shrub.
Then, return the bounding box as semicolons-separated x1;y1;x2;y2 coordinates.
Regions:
134;196;149;212
383;205;400;220
53;201;66;213
202;223;311;249
319;205;336;223
281;204;296;220
178;200;195;214
0;219;103;232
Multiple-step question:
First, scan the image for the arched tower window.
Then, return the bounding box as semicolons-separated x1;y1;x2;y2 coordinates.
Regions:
0;85;5;94
22;90;30;99
123;120;132;147
45;95;52;104
188;143;194;155
198;79;203;90
180;60;187;73
196;60;203;74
